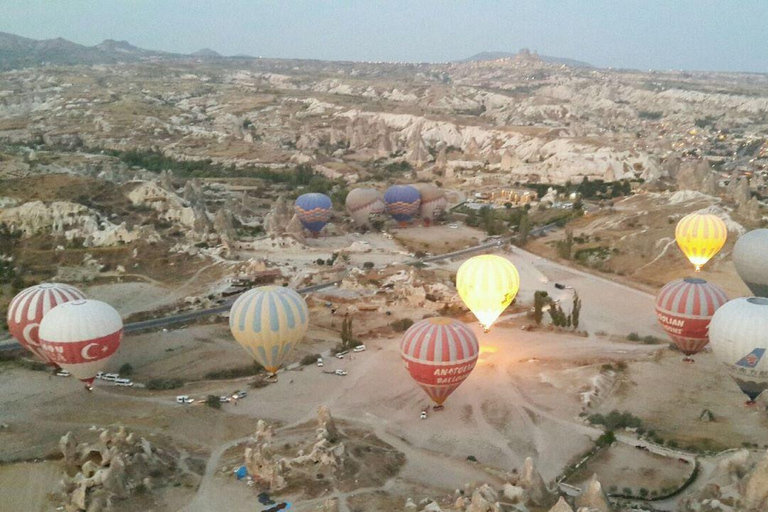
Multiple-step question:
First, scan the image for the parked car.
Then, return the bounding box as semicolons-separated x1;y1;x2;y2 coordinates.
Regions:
102;373;119;382
55;370;71;377
334;370;348;376
232;390;247;399
317;358;324;367
114;378;133;387
420;411;427;420
336;351;348;359
176;395;194;404
353;345;366;353
219;396;231;403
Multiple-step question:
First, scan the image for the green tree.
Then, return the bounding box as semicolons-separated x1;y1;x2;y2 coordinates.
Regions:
533;291;549;326
205;395;222;409
517;212;531;245
556;228;574;260
571;292;582;329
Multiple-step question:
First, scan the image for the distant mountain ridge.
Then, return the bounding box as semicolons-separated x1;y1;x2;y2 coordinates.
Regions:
0;31;185;71
462;50;593;68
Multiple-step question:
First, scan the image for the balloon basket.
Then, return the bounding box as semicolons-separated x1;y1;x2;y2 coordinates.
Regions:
682;357;695;364
745;400;757;407
85;384;93;392
432;405;444;411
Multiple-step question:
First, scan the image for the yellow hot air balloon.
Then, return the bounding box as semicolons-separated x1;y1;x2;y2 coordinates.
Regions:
675;212;727;272
456;255;520;332
229;286;309;375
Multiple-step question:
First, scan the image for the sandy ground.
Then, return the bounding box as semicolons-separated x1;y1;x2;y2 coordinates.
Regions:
0;461;61;512
568;443;692;494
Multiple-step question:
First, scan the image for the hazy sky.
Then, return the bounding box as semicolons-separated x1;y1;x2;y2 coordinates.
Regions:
2;1;767;72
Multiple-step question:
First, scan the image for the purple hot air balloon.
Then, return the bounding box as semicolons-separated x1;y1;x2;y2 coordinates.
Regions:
295;193;332;236
384;185;420;226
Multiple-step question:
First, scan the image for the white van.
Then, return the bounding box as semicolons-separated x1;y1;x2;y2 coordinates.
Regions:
317;358;324;367
176;395;194;404
336;351;348;359
353;345;366;353
114;378;133;387
103;373;119;382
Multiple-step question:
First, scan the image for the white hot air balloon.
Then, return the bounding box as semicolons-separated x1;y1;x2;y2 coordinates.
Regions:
39;299;123;390
733;229;768;297
709;297;768;404
345;188;385;227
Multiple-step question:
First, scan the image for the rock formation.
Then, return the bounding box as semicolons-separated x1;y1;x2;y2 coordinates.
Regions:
574;474;612;512
519;457;556;507
57;427;189;512
243;408;345;492
676;161;717;195
0;200;157;247
548;497;574;512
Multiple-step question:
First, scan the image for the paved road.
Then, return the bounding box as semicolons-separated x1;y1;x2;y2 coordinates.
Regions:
0;221;559;348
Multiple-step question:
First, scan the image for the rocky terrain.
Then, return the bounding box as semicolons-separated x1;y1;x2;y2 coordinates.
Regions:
2;32;768;512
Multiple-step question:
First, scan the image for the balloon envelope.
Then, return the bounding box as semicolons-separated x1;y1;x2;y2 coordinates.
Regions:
456;255;520;331
709;297;768;402
655;278;728;357
384;185;421;224
229;286;309;374
295;193;332;233
7;283;86;364
733;229;768;297
400;317;479;405
345;188;385;226
675;212;727;271
38;299;123;385
412;183;447;225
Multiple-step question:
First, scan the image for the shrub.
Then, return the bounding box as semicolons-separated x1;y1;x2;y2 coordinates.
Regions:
146;378;184;390
596;430;616;447
627;332;640;341
301;354;321;366
390;318;414;332
205;363;263;380
466;455;478;462
363;261;375;270
119;363;134;376
205;395;221;409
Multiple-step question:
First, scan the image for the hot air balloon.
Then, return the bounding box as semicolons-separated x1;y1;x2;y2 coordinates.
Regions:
655;278;728;362
345;188;385;227
675;212;727;272
38;299;123;390
295;193;332;237
400;317;479;406
456;255;520;332
412;183;447;226
710;297;768;404
229;286;309;375
7;283;87;365
733;229;768;297
384;185;420;227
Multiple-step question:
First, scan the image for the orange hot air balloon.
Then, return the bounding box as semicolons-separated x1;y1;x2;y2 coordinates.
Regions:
400;317;479;406
675;212;727;272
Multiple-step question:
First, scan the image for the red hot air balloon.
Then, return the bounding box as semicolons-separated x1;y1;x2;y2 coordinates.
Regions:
655;277;728;362
7;283;86;365
39;299;123;390
400;317;479;406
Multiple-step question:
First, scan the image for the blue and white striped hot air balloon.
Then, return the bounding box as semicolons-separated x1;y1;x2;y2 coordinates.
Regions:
229;286;309;374
295;193;332;236
384;185;421;226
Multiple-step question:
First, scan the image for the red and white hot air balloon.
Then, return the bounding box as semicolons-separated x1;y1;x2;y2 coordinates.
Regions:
655;277;728;362
400;317;479;406
7;283;86;365
39;299;123;389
